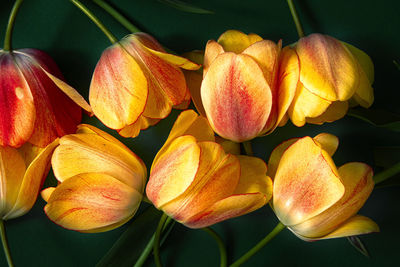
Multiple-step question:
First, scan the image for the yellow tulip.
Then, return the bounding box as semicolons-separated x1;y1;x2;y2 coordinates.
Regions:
146;110;272;228
199;30;297;142
281;33;374;126
0;139;58;220
42;124;146;232
89;33;200;138
268;133;379;240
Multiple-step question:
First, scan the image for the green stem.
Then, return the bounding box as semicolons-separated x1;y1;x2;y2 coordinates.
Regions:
230;222;285;267
0;220;14;267
153;213;169;267
242;141;254;156
202;228;227;267
286;0;305;38
92;0;141;33
374;161;400;184
3;0;24;51
70;0;118;44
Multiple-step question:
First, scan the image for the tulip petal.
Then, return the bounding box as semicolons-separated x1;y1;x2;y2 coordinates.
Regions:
161;142;240;221
203;40;225;77
118;118;141;138
342;43;374;83
273;137;344;226
313;133;339;156
0;53;35;147
351;59;374;108
143;46;201;70
44;173;142;232
217;30;263;54
41;187;55;202
297;34;358;101
89;44;148;129
288;83;331;127
184;69;206;116
201;53;272;142
267;138;299;179
306;101;349;125
0;146;26;216
290;162;374;238
52;133;146;190
4;139;58;220
215;136;241;155
147;136;201;207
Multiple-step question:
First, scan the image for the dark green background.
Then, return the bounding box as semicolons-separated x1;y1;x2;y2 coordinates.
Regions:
1;0;399;266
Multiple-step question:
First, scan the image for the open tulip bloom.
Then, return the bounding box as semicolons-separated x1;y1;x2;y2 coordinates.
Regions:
268;133;379;240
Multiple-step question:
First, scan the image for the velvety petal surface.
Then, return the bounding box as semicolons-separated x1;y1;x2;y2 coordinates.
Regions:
203;40;225;77
217;30;263;54
306;101;349;125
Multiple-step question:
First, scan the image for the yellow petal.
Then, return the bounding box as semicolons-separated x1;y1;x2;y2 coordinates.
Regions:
313;133;339;156
267;138;299;179
288;83;331;127
118;118;142;138
306;101;349;125
215;136;241;155
290;162;374;238
89;44;148;129
184;69;206;116
161;142;240;222
201;53;272;142
343;42;374;83
203;40;225;77
143;46;200;70
273;137;344;226
44;173;142;232
4;139;58;220
147;136;201;207
41;187;55;202
296;34;358;101
217;30;263;54
52;133;146;191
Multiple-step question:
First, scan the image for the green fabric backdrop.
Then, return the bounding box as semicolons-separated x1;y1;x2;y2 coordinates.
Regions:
0;0;399;266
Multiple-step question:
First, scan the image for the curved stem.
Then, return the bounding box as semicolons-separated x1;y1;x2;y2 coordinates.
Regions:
3;0;24;51
0;220;14;267
374;161;400;184
70;0;118;44
242;141;254;156
92;0;141;33
153;213;169;267
230;222;285;267
202;227;227;267
286;0;305;38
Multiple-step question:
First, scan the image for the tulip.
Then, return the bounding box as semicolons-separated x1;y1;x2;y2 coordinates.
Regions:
200;30;297;142
42;124;146;232
0;139;58;220
0;48;92;148
268;133;379;240
281;33;374;126
89;32;200;138
146;110;272;228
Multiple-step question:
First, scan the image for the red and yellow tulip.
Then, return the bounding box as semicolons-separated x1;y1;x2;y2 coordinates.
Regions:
268;133;379;240
89;33;200;138
0;139;58;220
281;33;374;126
146;110;272;228
42;124;146;232
0;49;91;148
199;30;297;142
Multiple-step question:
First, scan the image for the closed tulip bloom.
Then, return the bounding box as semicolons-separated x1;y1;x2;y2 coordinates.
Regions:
281;33;374;126
146;110;272;228
0;139;58;220
89;33;200;138
268;133;379;240
42;124;146;232
200;30;297;142
0;48;92;148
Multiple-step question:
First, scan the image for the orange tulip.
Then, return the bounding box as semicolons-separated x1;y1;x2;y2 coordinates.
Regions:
0;139;58;220
268;133;379;240
0;49;91;148
89;33;200;138
281;33;374;126
200;30;297;142
146;110;272;228
42;124;146;232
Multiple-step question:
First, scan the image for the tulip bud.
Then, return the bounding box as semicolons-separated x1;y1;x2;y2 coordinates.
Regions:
281;33;374;126
146;110;272;228
0;139;58;220
0;49;91;148
268;133;379;240
89;33;200;138
42;124;146;233
200;30;296;142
